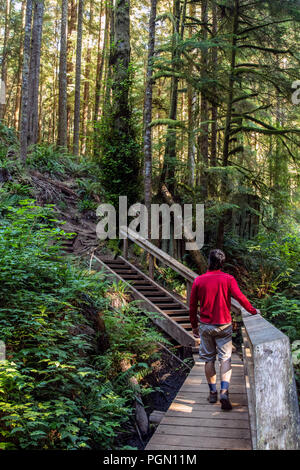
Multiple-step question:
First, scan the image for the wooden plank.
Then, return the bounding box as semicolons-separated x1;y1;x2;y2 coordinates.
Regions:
168;401;249;417
146;444;221;451
160;416;250;429
183;376;246;385
175;393;248;406
147;433;252;450
180;384;246;394
166;409;250;421
156;423;251;440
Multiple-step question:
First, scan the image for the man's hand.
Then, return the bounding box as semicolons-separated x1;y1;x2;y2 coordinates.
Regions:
192;327;200;338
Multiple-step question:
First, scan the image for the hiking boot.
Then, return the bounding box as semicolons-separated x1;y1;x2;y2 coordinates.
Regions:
220;390;232;410
207;391;218;403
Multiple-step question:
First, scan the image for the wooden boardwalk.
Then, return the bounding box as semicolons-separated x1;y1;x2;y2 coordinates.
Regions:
146;353;252;451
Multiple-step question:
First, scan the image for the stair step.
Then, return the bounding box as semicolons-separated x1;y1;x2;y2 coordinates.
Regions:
114;269;137;274
153;303;184;309
166;309;189;315
129;280;153;285
105;259;125;263
105;263;128;269
168;316;190;322
122;275;145;279
147;297;174;302
141;292;168;297
135;286;162;291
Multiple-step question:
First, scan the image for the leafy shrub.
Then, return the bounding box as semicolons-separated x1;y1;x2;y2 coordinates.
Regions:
0;201;163;449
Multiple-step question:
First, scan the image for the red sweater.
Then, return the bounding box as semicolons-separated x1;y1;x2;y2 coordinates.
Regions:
189;270;257;327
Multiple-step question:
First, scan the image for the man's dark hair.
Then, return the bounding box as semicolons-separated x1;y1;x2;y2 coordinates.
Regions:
208;249;225;270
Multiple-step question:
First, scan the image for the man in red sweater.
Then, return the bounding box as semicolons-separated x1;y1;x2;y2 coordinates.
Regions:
189;249;260;410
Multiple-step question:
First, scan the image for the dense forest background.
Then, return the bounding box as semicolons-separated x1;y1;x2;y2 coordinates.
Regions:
0;0;299;450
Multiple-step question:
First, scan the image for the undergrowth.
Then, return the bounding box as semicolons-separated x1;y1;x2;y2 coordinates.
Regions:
0;201;166;450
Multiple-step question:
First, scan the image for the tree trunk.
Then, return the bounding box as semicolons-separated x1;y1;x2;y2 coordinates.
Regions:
93;0;106;157
81;0;95;155
187;1;197;187
20;0;33;162
198;0;209;199
143;0;157;237
57;0;68;149
217;0;239;248
161;183;207;274
14;0;26;131
27;0;44;147
160;0;181;195
0;0;11;121
209;0;218;198
67;0;77;148
73;0;84;156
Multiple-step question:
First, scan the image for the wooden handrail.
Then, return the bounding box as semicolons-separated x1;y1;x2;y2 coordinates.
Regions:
120;226;197;282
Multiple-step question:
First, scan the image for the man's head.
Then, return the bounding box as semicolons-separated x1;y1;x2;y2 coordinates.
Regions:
208;249;225;270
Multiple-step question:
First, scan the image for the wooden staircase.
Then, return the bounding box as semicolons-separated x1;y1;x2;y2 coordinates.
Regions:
95;255;199;349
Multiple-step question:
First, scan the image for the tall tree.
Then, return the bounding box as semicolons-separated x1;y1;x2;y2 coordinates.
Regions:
99;0;141;207
93;0;107;156
73;0;84;155
0;0;11;120
144;0;158;236
198;0;209;199
27;0;44;147
66;0;77;147
14;0;26;131
186;1;197;188
160;0;181;195
57;0;68;149
20;0;33;162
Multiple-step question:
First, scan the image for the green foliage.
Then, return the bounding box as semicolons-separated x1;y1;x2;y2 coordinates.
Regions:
0;201;163;449
27;144;101;181
259;293;300;342
97;113;142;208
77;198;97;213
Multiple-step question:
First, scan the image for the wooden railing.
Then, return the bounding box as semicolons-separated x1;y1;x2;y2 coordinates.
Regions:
120;227;300;450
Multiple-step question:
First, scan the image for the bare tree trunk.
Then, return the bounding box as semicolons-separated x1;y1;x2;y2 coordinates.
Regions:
73;0;84;156
105;1;115;110
187;0;196;187
144;0;157;237
67;0;77;148
209;0;218;198
93;0;107;157
58;0;68;149
160;0;181;195
81;0;95;155
198;0;209;199
14;0;26;132
20;0;33;162
0;0;11;121
217;0;239;248
27;0;44;147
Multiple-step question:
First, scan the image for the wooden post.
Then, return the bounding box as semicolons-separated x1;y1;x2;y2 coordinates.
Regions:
186;281;192;303
149;254;154;279
123;238;128;259
241;308;300;450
